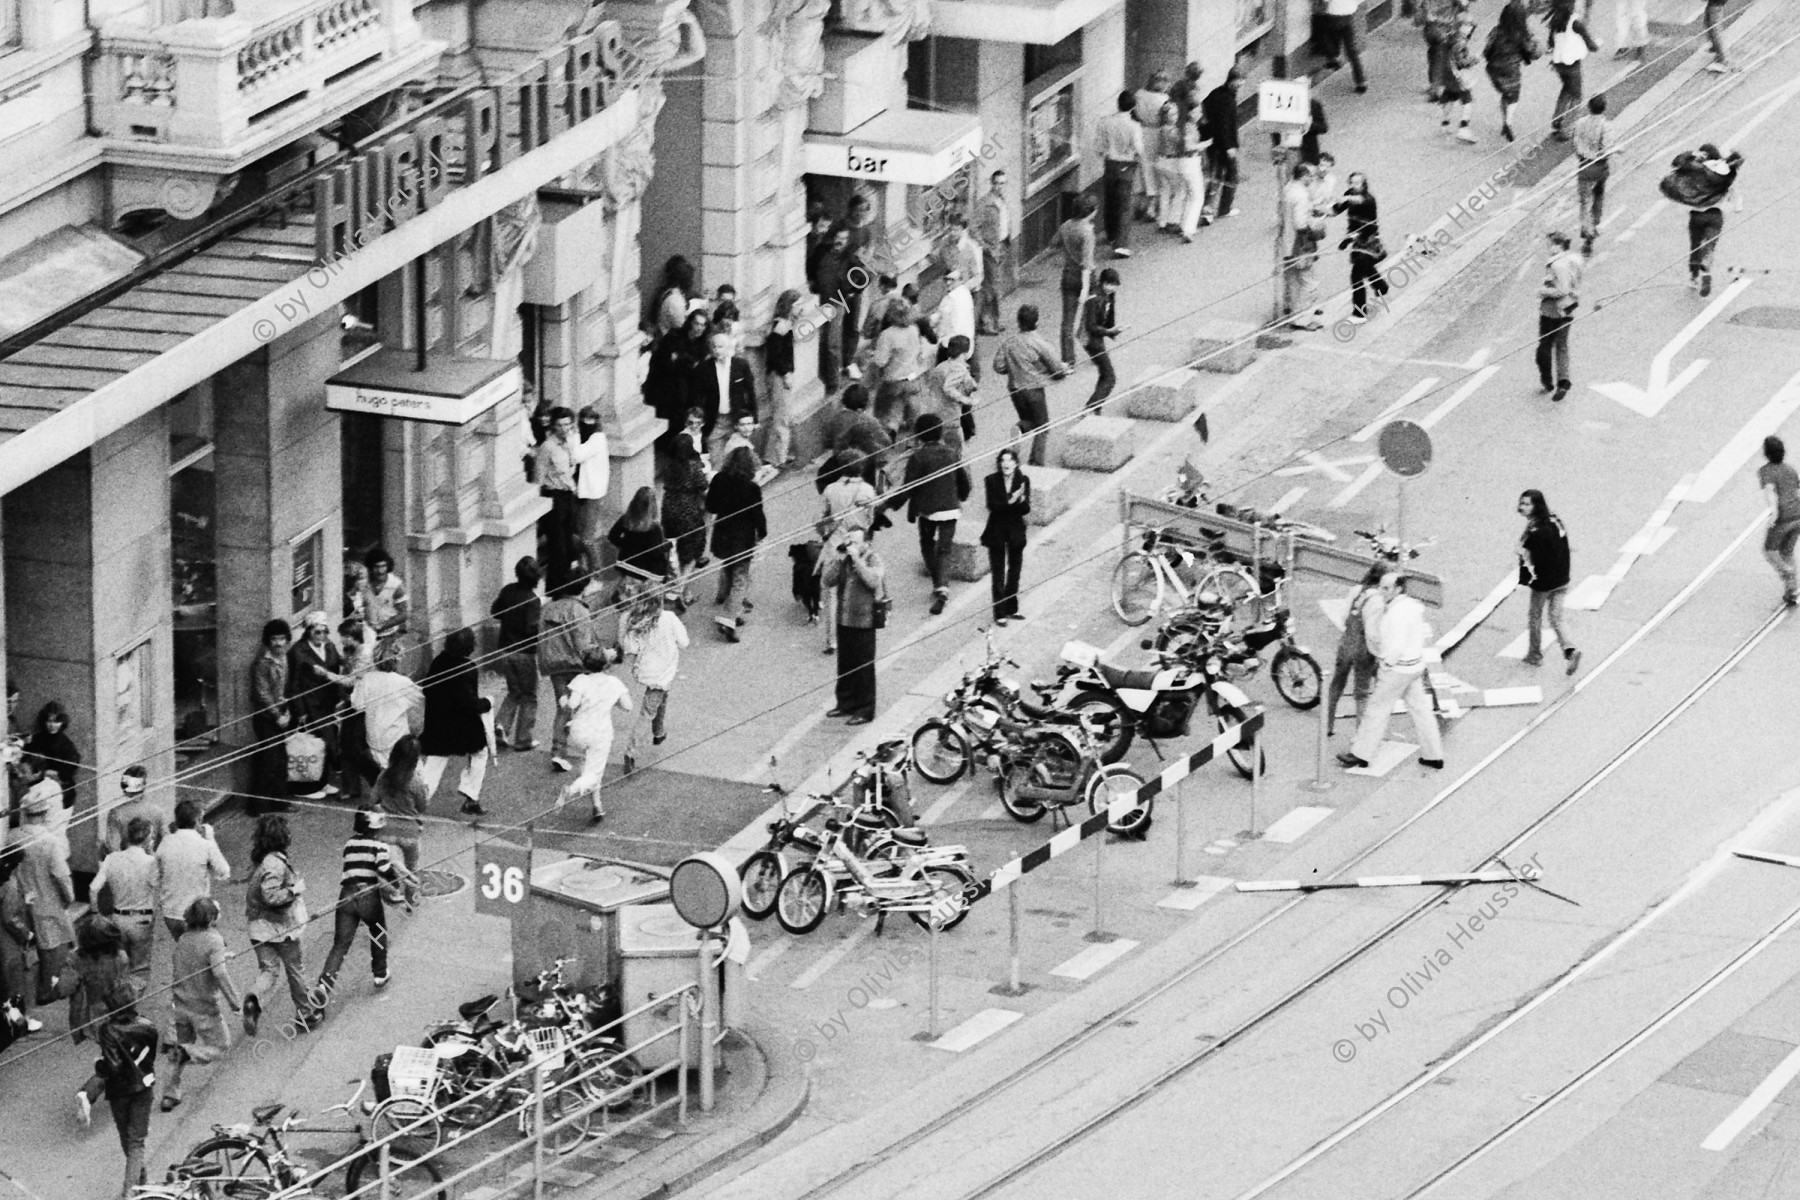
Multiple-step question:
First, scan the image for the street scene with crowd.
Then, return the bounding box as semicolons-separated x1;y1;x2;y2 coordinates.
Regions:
2;0;1800;1196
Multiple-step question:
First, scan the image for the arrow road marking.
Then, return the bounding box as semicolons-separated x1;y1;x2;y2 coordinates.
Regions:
1591;277;1753;417
1274;452;1375;481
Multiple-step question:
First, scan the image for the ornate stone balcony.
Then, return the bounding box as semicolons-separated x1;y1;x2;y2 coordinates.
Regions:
92;0;443;211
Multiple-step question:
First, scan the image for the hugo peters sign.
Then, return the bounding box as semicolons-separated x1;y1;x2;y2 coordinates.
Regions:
312;23;628;264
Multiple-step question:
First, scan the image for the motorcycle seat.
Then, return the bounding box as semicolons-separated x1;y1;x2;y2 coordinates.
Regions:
252;1103;284;1125
888;827;929;846
458;994;498;1022
1098;662;1159;691
1016;697;1056;721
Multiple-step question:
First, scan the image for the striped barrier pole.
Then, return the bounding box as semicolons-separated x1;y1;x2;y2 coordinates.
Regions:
1234;869;1528;893
1735;849;1800;868
969;710;1266;903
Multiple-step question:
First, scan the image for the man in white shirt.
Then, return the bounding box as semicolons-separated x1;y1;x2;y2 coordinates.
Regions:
154;800;231;940
1339;572;1445;770
350;657;425;773
91;816;159;985
1094;91;1146;257
933;267;979;381
573;405;610;580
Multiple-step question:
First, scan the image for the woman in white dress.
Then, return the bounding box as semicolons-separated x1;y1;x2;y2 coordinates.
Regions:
561;658;631;824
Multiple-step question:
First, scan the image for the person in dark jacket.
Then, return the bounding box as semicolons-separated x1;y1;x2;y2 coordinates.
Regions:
1300;96;1329;166
644;309;711;435
248;619;294;815
1483;0;1538;142
980;449;1032;625
884;414;971;615
417;628;491;816
762;289;799;469
705;447;769;643
827;384;894;480
83;982;161;1194
24;701;79;821
1334;173;1388;322
689;328;757;452
1200;66;1241;219
490;557;542;752
288;612;348;800
1665;143;1742;297
822;528;888;725
607;486;675;602
1517;489;1581;675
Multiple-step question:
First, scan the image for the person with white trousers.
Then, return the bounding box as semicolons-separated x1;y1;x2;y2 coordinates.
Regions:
561;655;631;824
1613;0;1648;59
1337;572;1445;771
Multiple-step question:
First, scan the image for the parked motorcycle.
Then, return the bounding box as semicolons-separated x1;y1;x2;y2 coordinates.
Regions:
774;816;978;936
911;637;1031;785
1154;595;1322;710
1042;639;1266;779
997;710;1151;836
738;795;830;920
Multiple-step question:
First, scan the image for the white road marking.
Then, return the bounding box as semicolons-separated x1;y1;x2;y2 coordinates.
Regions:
1646;526;1678;555
1461;346;1492;369
920;781;972;826
788;921;875;990
746;939;793;981
1433;573;1518;655
1156;876;1234;910
1420;366;1500;429
1689;369;1800;503
1319;597;1351;631
1591;278;1752;417
1328;463;1384;509
978;801;1004;820
1102;626;1143;660
1703;1044;1800;1151
1261;806;1335;844
1498;629;1560;659
1569;476;1696;613
1274;452;1376;481
1345;741;1418;776
740;707;830;783
1351;377;1440;443
1479;686;1544;707
1616;200;1664;242
1050;939;1140;980
1270;486;1308;515
930;1008;1023;1052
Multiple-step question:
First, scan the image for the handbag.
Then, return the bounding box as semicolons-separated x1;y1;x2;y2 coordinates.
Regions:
285;731;325;784
871;578;891;629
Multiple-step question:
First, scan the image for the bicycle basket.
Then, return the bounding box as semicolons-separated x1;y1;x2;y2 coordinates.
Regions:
525;1026;569;1072
387;1045;442;1101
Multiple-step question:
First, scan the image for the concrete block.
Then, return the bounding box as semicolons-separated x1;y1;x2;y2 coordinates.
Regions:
1058;416;1137;473
1126;368;1203;421
1025;466;1073;526
1190;319;1260;373
947;538;990;582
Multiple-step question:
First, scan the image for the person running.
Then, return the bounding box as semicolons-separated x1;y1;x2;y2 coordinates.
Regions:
1484;0;1540;143
311;808;404;1013
1327;565;1386;738
490;556;543;751
89;819;157;989
1535;231;1582;402
1664;143;1742;298
1546;0;1600;140
83;982;160;1197
1339;572;1445;771
371;735;427;907
241;814;311;1038
160;898;242;1111
620;592;689;774
561;655;631;824
1518;489;1582;674
417;628;492;817
1760;436;1800;606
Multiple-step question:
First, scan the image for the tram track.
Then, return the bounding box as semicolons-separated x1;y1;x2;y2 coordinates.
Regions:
777;507;1780;1200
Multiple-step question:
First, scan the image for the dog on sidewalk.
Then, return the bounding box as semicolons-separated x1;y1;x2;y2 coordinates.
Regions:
788;541;823;621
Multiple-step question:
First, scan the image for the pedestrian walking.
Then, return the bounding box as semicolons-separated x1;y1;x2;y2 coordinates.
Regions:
68;913;129;1045
620;592;688;774
159;897;242;1111
288;611;348;800
561;655;630;823
1201;66;1242;220
871;298;929;438
1326;566;1386;737
885;414;971;616
1484;0;1540;142
240;814;311;1039
762;290;800;469
1547;0;1600;139
1704;0;1729;71
1613;0;1648;60
661;408;713;606
155;800;229;942
1759;436;1800;607
1440;12;1479;143
808;225;855;389
84;982;160;1197
706;446;768;643
690;327;757;453
247;618;294;816
534;407;581;590
103;766;165;856
993;305;1071;467
1320;0;1368;92
1415;0;1467;101
371;735;426;907
1662;142;1742;297
608;488;676;604
16;782;74;1004
310;808;403;1014
645;309;712;437
981;449;1031;625
927;335;980;455
1282;162;1327;330
89;818;157;988
1134;70;1172;222
975;171;1012;335
933;266;978;383
418;628;492;817
1300;96;1330;164
823;528;888;726
490;556;542;751
1055;195;1097;365
348;654;423;779
1571;95;1614;255
1081;267;1124;410
1535;231;1582;401
1517;490;1582;674
1335;172;1390;323
1338;572;1445;771
1095;91;1144;256
540;580;604;772
573;405;610;580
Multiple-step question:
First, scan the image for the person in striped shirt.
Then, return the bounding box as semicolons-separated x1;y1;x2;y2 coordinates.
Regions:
310;809;404;1013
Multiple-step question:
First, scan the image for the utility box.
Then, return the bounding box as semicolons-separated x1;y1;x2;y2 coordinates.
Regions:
616;903;749;1070
514;857;670;1012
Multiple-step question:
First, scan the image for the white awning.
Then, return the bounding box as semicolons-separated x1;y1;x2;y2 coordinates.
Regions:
927;0;1124;43
803;109;984;188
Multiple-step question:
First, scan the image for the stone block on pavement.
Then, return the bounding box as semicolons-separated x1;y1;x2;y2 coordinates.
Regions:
1059;416;1137;473
1126;368;1203;420
1026;466;1073;526
948;538;990;582
1191;319;1260;373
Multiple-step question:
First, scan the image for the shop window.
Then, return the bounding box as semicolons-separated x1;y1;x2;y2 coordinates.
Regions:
1024;65;1081;199
115;639;154;736
169;387;218;754
290;526;324;616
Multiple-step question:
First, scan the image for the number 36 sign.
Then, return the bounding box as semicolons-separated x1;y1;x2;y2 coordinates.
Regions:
475;839;532;918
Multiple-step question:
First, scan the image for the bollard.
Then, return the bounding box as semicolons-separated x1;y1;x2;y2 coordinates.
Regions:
1311;692;1334;792
1250;715;1263;837
677;991;690;1124
927;919;941;1039
1089;831;1106;941
380;1137;394;1200
1171;777;1193;887
1008;885;1022;994
699;928;720;1114
532;1063;546;1200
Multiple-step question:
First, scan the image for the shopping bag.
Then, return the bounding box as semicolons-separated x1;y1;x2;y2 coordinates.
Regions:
285;731;325;784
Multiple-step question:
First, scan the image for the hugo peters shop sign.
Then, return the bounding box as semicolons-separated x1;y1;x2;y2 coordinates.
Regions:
312;22;628;264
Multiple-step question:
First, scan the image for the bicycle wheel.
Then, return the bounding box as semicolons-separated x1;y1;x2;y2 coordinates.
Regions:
180;1136;278;1197
1086;763;1151;836
343;1146;448;1200
525;1064;592;1154
907;865;976;931
738;851;783;920
910;720;969;784
369;1095;443;1152
1199;564;1258;619
776;867;830;934
1111;553;1164;625
574;1045;644;1111
997;759;1048;822
1271;647;1323;710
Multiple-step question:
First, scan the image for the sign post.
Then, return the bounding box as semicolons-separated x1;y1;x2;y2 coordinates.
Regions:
669;853;742;1115
1258;78;1310;326
1376;419;1434;553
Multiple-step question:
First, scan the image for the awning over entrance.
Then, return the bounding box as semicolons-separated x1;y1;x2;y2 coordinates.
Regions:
803;109;985;188
927;0;1124;44
327;350;521;426
0;226;144;339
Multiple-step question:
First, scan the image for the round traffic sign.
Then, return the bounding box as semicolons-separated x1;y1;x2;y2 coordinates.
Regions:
1378;419;1433;478
670;852;742;929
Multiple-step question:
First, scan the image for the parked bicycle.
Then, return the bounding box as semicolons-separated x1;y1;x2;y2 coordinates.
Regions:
773;811;978;936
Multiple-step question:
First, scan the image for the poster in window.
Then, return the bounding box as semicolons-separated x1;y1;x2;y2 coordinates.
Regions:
291;529;322;615
1236;0;1269;43
1025;84;1075;193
